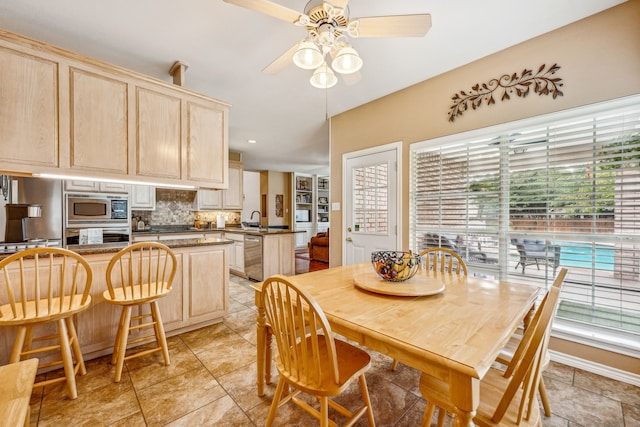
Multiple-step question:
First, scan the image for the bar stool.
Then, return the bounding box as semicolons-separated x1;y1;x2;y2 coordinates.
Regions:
103;242;177;382
0;248;93;400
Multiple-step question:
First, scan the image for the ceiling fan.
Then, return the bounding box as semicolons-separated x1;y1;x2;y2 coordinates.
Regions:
223;0;432;88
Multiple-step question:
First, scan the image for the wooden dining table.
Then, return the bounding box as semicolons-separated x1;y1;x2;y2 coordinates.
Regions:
252;262;540;426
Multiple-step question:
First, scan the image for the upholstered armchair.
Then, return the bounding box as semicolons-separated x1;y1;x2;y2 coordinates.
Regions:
511;238;560;274
308;229;329;263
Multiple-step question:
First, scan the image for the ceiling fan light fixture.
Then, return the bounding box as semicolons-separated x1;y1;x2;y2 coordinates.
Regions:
331;46;362;74
310;63;337;89
293;40;324;70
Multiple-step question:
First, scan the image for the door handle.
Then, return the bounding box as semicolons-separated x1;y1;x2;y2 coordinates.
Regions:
346;237;352;242
347;227;352;232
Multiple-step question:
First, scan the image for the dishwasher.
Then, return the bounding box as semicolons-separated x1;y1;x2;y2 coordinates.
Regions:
244;235;263;281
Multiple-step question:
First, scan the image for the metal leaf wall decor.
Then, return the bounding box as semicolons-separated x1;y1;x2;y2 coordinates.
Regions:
448;63;564;122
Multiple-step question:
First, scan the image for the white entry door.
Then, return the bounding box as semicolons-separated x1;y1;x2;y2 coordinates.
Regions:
343;142;401;265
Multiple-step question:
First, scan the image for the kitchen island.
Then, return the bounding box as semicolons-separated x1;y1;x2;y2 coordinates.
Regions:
0;237;233;364
132;225;300;281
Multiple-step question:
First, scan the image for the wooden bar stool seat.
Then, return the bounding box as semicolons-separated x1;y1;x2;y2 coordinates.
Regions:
0;248;93;400
103;242;177;383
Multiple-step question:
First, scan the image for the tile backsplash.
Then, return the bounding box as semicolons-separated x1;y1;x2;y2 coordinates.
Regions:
132;189;240;227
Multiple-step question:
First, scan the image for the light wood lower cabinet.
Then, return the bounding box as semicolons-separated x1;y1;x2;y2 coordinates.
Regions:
0;243;230;364
263;233;295;278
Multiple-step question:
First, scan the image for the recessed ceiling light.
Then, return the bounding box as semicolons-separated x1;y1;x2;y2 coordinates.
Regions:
248;139;257;144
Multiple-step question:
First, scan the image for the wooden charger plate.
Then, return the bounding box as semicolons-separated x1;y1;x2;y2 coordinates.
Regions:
353;269;445;297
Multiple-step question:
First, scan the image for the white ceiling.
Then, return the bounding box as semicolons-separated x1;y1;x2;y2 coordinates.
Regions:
0;0;626;175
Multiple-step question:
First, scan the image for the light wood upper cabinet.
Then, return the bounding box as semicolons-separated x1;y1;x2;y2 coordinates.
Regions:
196;161;243;211
196;189;222;210
186;100;228;186
69;67;129;175
0;29;230;189
0;44;59;170
130;184;156;210
136;86;182;180
223;161;243;209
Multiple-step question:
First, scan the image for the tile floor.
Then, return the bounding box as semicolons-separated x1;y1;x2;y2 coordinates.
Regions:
28;273;640;426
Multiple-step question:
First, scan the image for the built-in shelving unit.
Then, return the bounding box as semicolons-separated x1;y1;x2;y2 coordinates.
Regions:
292;174;329;249
316;176;329;233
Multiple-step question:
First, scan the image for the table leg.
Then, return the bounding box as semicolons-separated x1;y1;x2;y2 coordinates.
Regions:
256;299;266;397
450;371;479;427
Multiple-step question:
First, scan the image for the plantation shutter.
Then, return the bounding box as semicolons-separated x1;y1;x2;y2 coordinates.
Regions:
410;96;640;346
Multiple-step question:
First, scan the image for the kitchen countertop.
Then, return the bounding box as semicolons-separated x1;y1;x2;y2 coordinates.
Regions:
0;237;233;260
132;226;303;237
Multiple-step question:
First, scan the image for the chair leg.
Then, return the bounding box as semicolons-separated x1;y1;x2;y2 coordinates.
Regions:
9;325;28;363
150;301;170;366
65;317;86;376
391;358;399;371
113;306;133;383
58;318;78;399
265;326;272;384
359;374;375;426
266;378;286;427
539;377;551;416
320;395;329;427
437;407;447;427
422;402;436;427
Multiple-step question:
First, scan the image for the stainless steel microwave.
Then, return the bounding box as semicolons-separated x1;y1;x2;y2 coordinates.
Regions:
65;193;129;227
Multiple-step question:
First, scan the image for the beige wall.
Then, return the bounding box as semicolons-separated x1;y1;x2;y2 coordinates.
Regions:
329;1;640;374
260;171;292;227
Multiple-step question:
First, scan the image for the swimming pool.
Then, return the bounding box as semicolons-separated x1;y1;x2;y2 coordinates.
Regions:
559;243;614;271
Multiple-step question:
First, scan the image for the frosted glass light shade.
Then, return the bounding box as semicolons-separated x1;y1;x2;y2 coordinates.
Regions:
310;63;337;88
293;41;324;70
331;46;362;74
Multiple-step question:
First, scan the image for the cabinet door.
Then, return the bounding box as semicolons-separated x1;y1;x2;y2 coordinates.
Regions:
186;100;228;186
131;185;156;210
233;241;245;273
65;179;100;192
184;246;228;321
223;162;243;209
136;86;182;180
196;189;222;210
0;45;59;170
99;182;128;193
68;67;129;174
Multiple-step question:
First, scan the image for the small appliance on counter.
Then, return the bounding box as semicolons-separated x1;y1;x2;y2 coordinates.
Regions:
4;203;42;243
216;214;226;229
0;177;64;254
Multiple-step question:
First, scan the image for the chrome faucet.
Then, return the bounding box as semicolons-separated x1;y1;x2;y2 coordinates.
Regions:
250;210;260;221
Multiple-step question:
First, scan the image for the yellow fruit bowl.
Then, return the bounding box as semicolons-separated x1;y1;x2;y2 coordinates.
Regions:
371;251;421;282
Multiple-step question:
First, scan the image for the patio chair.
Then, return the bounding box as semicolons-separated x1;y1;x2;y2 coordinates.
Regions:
511;239;560;274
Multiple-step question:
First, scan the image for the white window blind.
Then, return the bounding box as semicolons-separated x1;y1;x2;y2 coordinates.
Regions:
410;96;640;349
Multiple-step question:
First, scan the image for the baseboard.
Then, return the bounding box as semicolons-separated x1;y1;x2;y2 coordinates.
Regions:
549;350;640;387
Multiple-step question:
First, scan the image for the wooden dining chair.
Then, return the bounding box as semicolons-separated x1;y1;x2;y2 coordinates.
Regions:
0;248;93;400
390;247;468;372
261;275;376;427
494;269;567;417
103;242;177;382
419;268;567;427
420;247;468;275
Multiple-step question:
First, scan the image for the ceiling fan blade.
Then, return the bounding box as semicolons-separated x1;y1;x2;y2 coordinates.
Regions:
351;14;432;38
223;0;302;24
262;42;299;75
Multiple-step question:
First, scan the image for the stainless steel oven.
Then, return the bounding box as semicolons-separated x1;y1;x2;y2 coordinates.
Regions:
65;193;129;228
